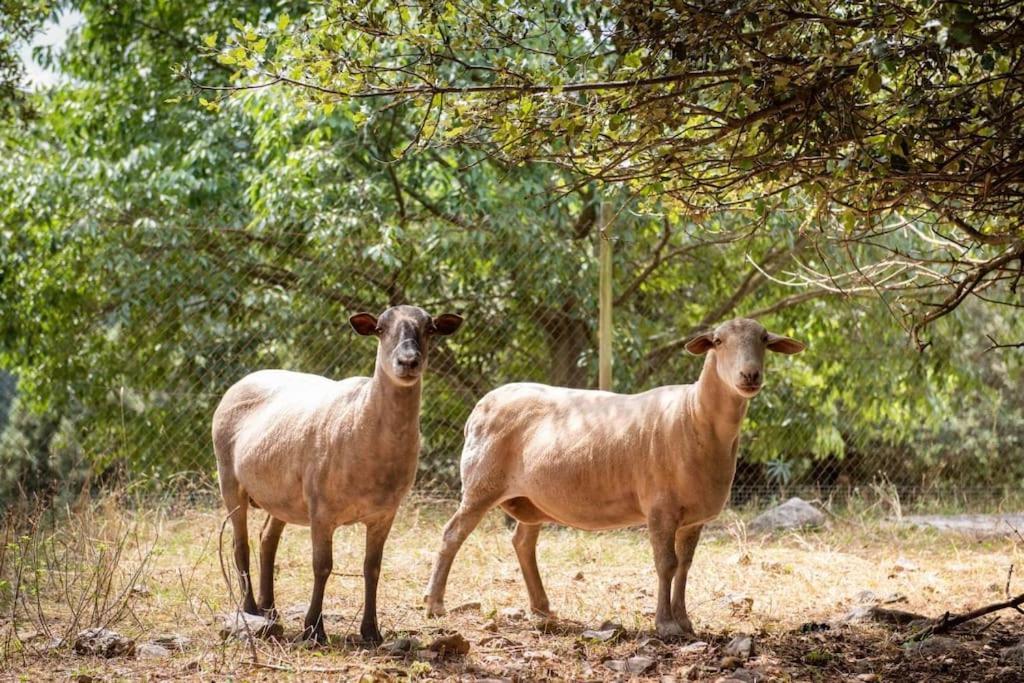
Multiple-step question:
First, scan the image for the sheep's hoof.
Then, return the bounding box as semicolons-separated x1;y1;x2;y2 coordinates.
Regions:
360;626;383;647
301;624;329;646
425;601;446;618
656;620;690;640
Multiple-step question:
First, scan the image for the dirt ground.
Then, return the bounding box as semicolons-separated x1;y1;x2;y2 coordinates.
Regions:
2;496;1023;681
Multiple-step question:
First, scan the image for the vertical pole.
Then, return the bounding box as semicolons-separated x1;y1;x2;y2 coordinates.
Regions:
598;199;613;392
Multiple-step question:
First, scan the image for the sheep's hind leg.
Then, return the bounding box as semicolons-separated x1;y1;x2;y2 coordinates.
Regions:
670;524;703;639
257;516;286;620
222;488;258;615
424;499;493;617
511;521;551;616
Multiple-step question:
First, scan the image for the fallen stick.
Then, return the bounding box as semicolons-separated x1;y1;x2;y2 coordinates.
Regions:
907;591;1024;642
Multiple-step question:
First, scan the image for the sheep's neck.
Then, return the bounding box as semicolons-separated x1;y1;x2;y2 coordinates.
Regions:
363;357;422;443
694;352;749;445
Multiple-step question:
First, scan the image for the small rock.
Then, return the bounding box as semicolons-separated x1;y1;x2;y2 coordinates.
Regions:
428;632;470;657
73;628;136;658
717;668;756;683
856;675;880;682
129;585;152;597
680;640;709;654
605;655;656;674
73;675;97;683
573;571;585;581
151;634;191;651
136;643;171;659
723;634;754;659
450;601;481;614
219;612;284;641
481;619;498;632
747;497;825;533
524;649;556;661
385;637;422;654
499;607;526;621
839;605;926;626
581;628;620;643
854;590;878;604
999;641;1024;665
905;636;962;657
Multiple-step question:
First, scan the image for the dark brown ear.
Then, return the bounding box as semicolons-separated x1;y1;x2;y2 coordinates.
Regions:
349;313;379;336
431;313;463;336
767;333;806;354
684;331;714;355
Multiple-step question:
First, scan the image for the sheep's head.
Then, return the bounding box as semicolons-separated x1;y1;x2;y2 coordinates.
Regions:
350;305;463;386
684;318;804;398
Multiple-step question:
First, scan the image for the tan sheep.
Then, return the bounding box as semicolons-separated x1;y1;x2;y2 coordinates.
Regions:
213;305;462;644
424;317;803;638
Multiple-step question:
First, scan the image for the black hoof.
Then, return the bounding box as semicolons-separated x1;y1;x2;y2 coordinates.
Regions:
360;627;383;647
301;624;328;646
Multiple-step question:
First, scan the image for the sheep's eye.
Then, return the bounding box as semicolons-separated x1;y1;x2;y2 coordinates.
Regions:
713;338;723;347
762;334;769;343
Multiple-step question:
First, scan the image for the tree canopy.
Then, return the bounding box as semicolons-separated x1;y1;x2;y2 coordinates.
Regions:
192;0;1024;346
1;0;1022;502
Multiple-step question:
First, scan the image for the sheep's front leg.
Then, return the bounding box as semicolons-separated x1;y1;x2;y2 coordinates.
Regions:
302;521;334;645
360;513;395;645
648;506;684;639
670;524;702;638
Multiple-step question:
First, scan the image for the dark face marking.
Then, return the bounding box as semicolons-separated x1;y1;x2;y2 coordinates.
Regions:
350;305;464;385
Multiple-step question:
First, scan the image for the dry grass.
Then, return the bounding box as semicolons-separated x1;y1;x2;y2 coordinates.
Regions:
1;494;1023;681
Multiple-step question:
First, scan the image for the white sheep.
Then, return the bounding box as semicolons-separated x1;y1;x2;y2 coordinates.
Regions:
424;317;803;638
213;305;463;644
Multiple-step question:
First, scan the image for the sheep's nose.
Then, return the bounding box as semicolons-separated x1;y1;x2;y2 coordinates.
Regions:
741;369;761;385
397;354;422;370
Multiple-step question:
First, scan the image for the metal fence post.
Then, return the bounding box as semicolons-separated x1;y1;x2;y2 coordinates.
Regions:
598;199;613;391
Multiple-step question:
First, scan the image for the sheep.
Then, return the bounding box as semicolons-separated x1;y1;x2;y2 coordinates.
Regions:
424;317;804;639
213;305;463;645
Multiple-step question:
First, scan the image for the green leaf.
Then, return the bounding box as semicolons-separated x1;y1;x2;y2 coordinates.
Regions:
276;13;291;31
866;71;882;93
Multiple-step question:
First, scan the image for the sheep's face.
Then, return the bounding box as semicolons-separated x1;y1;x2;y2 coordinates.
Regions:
684;318;805;398
350;305;463;386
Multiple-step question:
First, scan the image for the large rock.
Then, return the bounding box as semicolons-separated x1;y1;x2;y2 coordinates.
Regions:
73;628;136;658
748;498;825;533
901;513;1024;538
220;612;284;641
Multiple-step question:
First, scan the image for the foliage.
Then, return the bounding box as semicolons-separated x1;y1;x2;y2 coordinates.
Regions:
0;0;49;120
195;0;1024;343
0;0;1022;501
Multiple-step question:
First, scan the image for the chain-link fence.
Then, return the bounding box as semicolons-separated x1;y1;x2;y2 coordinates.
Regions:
2;218;1022;509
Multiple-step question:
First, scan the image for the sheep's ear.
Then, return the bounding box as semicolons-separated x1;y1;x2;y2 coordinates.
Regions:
431;313;463;336
349;313;379;336
767;333;805;354
684;331;714;355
